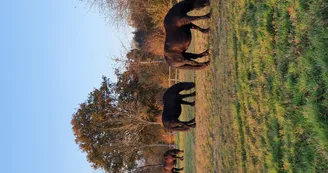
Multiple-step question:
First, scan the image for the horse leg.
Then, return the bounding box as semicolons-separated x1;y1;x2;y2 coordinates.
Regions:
171;126;191;131
170;120;196;131
173;167;184;172
186;118;195;124
180;93;196;105
183;49;209;60
190;23;210;33
173;57;210;70
181;100;195;106
178;149;184;153
181;121;196;128
186;59;210;66
175;156;184;161
177;13;211;27
177;64;209;70
166;150;178;156
176;60;211;70
187;121;196;128
171;149;184;155
183;52;206;60
180;92;196;98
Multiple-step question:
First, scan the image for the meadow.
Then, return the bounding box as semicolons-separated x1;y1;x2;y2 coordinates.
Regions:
176;0;328;172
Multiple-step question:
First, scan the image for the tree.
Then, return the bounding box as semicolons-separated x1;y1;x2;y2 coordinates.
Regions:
73;0;178;171
115;68;166;118
80;0;130;26
71;76;168;173
71;76;125;172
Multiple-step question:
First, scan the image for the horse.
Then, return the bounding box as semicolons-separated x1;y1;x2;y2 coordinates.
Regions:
163;149;184;173
164;0;211;70
162;82;196;132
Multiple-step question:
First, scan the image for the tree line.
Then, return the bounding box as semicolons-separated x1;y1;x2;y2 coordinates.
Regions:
71;0;176;172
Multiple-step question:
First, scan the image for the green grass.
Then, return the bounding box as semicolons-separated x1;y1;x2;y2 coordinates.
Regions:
176;0;328;172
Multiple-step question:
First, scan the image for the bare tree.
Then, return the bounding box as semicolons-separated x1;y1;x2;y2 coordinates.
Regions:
80;0;130;26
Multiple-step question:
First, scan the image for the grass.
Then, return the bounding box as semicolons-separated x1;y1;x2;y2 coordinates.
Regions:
176;0;328;172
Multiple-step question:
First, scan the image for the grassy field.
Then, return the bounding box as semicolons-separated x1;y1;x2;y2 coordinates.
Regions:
176;0;328;172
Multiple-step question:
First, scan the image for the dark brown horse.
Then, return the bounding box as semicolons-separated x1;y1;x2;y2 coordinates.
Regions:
163;149;184;173
164;0;211;70
162;82;196;132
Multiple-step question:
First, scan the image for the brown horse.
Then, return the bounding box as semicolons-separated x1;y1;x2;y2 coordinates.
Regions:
162;82;196;132
163;149;184;173
164;0;211;70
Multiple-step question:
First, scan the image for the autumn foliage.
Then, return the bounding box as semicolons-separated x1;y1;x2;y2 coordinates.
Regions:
72;0;176;172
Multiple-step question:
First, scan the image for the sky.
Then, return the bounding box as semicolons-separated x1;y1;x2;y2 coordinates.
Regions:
0;0;133;173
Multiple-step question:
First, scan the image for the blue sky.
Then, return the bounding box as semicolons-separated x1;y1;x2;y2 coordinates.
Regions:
0;0;133;173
